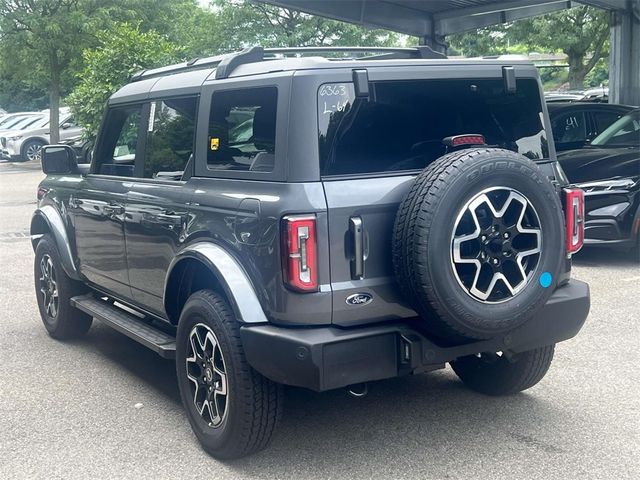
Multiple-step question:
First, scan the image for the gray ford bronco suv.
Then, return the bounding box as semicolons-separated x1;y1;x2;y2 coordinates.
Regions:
32;46;590;459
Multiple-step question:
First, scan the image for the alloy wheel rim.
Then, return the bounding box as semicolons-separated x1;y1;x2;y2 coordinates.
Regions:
39;254;59;318
26;143;42;161
185;323;228;428
450;187;542;304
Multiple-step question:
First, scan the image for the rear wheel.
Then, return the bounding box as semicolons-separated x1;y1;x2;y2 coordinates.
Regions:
176;290;282;459
34;234;92;339
451;345;554;395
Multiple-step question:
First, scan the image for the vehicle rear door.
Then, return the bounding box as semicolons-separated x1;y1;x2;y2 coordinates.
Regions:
72;104;144;300
124;96;198;316
319;67;552;327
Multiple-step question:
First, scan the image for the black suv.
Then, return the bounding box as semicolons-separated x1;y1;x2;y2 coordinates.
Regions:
32;47;590;459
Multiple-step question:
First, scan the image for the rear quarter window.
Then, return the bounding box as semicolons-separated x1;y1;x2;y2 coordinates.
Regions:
318;78;549;176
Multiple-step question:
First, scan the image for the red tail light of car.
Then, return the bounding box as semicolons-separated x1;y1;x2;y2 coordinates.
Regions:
564;188;585;254
282;215;318;292
442;134;486;148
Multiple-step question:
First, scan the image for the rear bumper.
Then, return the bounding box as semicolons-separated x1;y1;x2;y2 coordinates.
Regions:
241;280;590;392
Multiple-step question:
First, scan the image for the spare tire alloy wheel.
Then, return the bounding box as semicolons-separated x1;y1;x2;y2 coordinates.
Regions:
393;148;565;340
185;323;228;428
451;187;542;303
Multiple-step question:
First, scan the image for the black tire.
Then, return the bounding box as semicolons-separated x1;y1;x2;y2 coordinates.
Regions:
393;148;565;340
34;234;92;339
451;345;555;396
176;290;282;459
21;138;46;162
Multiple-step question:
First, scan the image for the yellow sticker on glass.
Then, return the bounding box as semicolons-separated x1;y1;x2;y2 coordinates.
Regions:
210;137;220;151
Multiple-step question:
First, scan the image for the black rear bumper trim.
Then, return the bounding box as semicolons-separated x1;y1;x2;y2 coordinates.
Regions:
241;280;590;391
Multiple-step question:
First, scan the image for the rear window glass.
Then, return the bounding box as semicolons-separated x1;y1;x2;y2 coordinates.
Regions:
318;78;549;176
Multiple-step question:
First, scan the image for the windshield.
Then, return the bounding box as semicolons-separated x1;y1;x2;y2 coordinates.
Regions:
318;78;549;176
591;110;640;147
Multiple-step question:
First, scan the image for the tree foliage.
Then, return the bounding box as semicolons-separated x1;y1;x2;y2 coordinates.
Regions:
448;5;609;88
66;23;181;139
203;0;399;52
0;0;125;141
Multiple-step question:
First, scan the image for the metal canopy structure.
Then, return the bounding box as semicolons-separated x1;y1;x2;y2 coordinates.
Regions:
261;0;640;105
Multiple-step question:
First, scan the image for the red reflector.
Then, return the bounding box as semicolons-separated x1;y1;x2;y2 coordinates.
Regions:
282;215;318;292
37;187;48;201
443;134;486;148
564;188;585;254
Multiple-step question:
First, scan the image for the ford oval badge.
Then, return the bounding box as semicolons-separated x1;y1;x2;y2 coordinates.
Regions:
346;293;373;306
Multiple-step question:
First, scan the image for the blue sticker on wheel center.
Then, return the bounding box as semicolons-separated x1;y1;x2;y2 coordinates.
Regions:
539;272;553;288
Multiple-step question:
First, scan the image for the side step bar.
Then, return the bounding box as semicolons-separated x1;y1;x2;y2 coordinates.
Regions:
70;294;176;359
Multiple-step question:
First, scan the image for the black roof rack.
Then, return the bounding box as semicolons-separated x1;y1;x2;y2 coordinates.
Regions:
131;45;446;82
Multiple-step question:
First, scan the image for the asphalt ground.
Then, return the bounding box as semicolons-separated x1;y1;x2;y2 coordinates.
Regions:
0;161;638;479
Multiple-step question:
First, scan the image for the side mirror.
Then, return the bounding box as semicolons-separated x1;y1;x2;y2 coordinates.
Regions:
61;122;71;130
41;145;77;175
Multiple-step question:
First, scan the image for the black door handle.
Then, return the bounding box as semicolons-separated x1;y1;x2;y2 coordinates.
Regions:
154;212;185;226
349;216;364;279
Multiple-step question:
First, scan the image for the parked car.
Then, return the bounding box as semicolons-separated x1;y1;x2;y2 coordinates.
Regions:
0;112;82;162
545;92;584;103
59;134;93;164
558;108;640;253
547;102;634;151
580;86;609;103
32;46;590;459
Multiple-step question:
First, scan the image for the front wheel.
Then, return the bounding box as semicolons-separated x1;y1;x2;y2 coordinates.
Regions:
21;139;46;162
451;345;554;396
176;290;282;459
34;234;92;339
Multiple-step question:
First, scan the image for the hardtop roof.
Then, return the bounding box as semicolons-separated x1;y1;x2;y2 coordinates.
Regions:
110;46;538;104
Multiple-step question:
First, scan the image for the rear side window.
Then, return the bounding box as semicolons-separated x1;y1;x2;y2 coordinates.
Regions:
207;86;277;172
591;110;623;135
95;105;142;177
552;111;587;144
318;78;549;176
143;97;197;180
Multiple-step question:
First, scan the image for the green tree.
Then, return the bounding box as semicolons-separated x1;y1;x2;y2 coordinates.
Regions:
508;6;609;88
67;23;181;139
202;0;399;52
448;6;609;89
0;0;121;142
448;26;509;57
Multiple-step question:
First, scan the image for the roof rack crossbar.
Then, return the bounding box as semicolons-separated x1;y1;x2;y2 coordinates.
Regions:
131;45;446;82
131;53;229;82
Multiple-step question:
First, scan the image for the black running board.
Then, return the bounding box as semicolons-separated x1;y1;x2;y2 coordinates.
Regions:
71;294;176;359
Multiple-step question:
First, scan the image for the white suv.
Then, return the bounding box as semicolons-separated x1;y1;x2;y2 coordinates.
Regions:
1;113;83;162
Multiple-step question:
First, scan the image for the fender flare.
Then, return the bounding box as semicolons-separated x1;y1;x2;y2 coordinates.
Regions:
30;205;81;280
164;243;268;324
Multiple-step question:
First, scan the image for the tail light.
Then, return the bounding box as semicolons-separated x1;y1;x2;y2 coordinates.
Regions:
442;134;486;148
282;215;318;292
37;187;48;201
564;188;584;254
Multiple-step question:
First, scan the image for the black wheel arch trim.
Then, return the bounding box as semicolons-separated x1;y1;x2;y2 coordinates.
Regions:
30;206;81;281
164;243;268;325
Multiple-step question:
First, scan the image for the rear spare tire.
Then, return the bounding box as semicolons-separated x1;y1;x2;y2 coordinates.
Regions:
393;148;564;340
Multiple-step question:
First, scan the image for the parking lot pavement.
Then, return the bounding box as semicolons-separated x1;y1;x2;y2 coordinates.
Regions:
1;164;638;480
